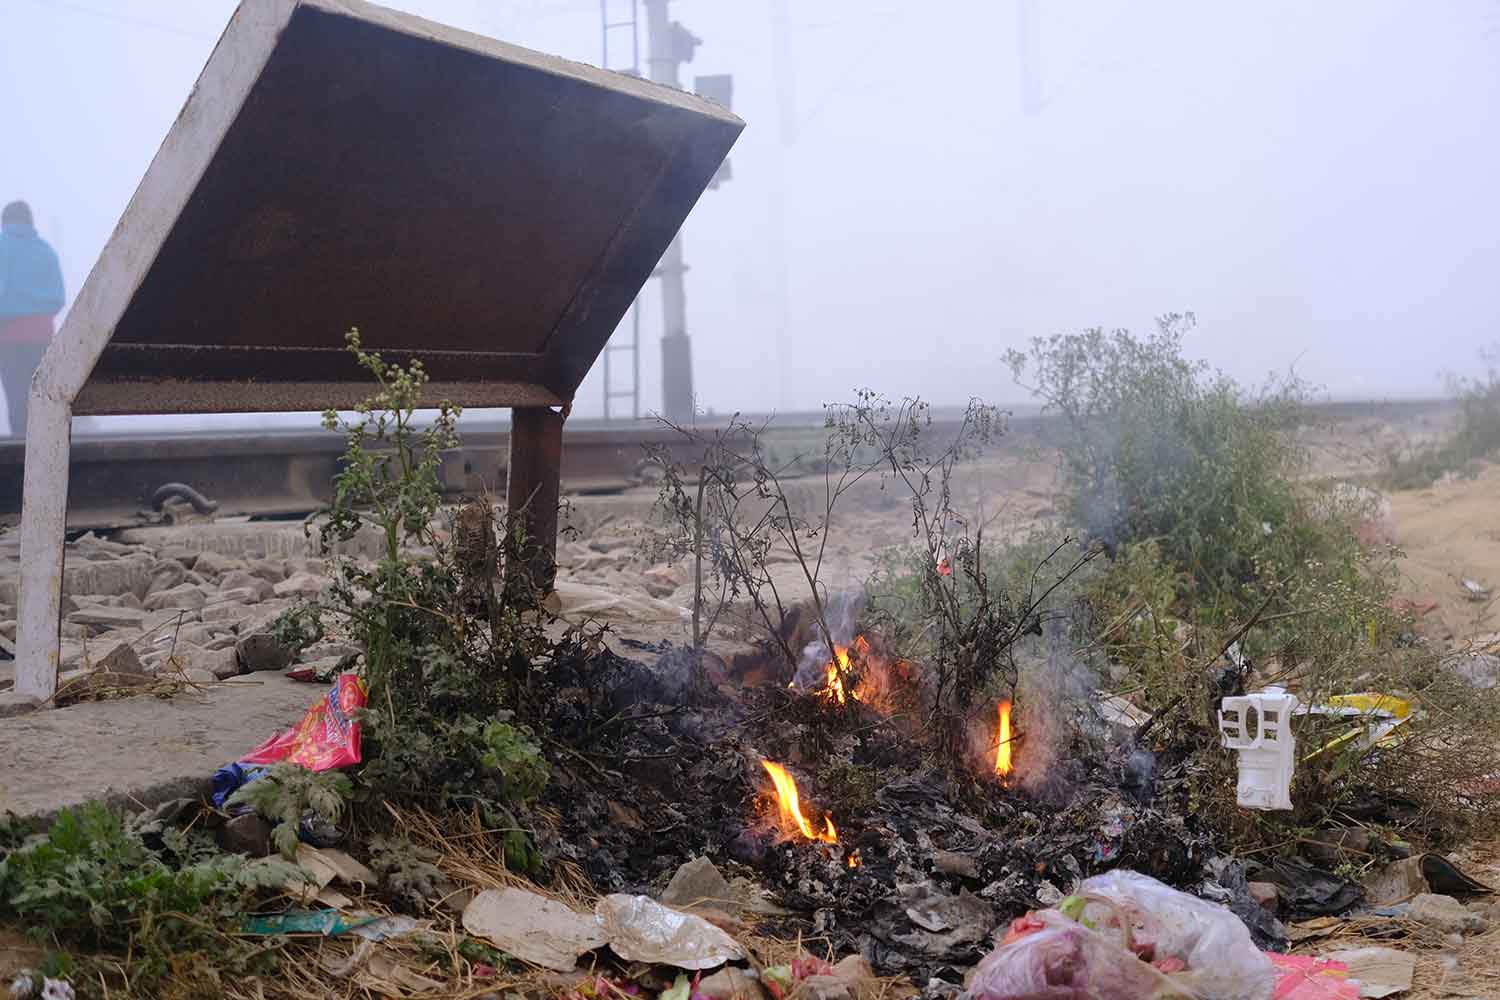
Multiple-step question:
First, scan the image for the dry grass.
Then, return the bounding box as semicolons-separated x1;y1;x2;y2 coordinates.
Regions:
204;804;910;1000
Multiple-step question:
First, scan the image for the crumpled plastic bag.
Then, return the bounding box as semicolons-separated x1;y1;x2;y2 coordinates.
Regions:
1068;871;1278;1000
966;908;1183;1000
965;872;1278;1000
240;673;366;770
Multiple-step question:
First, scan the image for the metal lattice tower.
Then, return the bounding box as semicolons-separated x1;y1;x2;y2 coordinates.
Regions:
600;0;643;421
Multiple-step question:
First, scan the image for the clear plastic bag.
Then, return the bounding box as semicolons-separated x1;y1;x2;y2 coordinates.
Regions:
965;908;1186;1000
1069;871;1278;1000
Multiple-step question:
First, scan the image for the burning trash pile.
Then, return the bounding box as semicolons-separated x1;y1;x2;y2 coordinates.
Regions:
528;620;1237;987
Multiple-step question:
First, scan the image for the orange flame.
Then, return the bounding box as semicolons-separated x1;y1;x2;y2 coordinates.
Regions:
847;849;862;869
995;700;1013;778
819;636;875;706
761;760;838;844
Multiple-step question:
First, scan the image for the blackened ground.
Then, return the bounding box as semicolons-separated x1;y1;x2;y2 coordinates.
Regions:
528;642;1228;985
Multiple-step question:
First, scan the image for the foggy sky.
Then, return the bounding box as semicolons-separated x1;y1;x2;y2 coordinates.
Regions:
3;0;1497;429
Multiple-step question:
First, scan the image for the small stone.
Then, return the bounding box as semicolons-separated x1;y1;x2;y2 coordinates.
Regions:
641;565;681;598
147;559;188;594
94;641;148;676
147;622;216;648
221;570;275;602
237;631;296;673
216;586;263;606
66;605;148;630
1247;882;1280;912
218;813;272;856
156;546;197;567
174;644;241;680
800;976;851;1000
192;551;246;578
661;856;734;910
144;583;207;612
697;969;768;1000
274;572;327;599
247;558;288;584
1411;893;1487;935
933;850;979;878
200;603;249;625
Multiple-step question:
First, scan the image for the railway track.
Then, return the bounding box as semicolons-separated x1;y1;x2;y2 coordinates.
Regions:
0;398;1449;531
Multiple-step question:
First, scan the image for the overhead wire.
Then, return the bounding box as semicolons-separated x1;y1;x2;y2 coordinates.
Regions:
19;0;221;42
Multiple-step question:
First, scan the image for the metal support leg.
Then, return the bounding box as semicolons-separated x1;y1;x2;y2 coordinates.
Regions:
504;405;565;599
15;385;72;703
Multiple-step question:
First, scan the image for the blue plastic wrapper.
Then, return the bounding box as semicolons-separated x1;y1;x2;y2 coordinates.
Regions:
211;762;268;812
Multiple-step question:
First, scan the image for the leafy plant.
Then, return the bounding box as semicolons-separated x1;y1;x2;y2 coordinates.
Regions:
226;764;353;859
0;803;292;992
367;834;448;907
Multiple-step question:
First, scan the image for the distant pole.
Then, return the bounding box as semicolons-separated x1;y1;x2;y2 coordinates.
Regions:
1018;0;1042;114
644;0;696;424
770;0;797;145
769;0;795;411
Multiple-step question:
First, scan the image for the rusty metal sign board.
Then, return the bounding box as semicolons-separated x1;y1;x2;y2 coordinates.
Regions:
10;0;740;704
75;0;742;415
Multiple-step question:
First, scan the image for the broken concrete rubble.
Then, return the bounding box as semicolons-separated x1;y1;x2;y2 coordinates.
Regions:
1409;892;1488;935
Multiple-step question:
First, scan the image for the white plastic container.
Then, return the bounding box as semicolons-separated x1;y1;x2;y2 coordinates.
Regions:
1217;686;1298;811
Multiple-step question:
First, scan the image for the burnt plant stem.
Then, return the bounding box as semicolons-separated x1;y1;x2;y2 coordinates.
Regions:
693;466;706;649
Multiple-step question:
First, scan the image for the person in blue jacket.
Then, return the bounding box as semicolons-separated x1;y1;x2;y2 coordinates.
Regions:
0;200;66;438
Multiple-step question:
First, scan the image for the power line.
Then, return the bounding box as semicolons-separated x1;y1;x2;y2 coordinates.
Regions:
21;0;220;42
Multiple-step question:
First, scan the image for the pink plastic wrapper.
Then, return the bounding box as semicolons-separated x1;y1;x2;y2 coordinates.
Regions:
240;673;366;771
1266;955;1359;1000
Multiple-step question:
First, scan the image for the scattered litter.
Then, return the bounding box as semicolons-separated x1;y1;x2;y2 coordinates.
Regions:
1096;692;1151;728
1250;857;1364;919
966;871;1276;1000
6;974;75;1000
348;914;423;941
1364;853;1493;906
321;939;447;993
240;673;366;771
241;909;377;937
1070;870;1278;999
1287;916;1347;943
296;844;376;890
1218;687;1298;810
1461;579;1489;601
1301;693;1415;761
210;762;267;810
462;886;607;972
1322;947;1414;998
967;908;1185;1000
1266;953;1360;1000
596;893;746;970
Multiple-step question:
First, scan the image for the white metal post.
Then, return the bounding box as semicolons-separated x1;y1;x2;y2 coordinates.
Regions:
14;378;73;702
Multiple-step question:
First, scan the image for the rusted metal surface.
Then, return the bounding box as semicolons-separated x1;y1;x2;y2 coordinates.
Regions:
0;424;690;530
14;0;741;702
79;2;742;415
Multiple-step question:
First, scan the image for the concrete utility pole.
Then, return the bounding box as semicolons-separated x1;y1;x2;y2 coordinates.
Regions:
1018;0;1043;114
644;0;699;424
